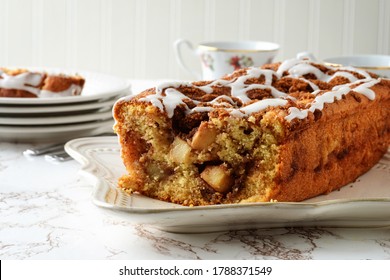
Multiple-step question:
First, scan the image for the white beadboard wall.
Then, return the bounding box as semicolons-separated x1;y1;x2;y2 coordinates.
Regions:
0;0;389;81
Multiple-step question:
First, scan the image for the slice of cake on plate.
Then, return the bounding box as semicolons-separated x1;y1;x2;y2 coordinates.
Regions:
0;67;85;98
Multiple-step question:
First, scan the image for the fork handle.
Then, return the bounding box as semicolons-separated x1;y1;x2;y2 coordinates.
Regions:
23;143;65;156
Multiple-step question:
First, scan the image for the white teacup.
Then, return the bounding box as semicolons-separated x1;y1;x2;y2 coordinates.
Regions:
174;39;280;80
324;54;390;78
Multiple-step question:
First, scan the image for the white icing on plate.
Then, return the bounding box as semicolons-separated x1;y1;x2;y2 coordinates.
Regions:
0;71;44;96
0;69;84;98
0;67;131;105
40;84;83;98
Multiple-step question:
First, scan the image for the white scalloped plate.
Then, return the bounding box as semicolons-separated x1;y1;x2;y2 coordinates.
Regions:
65;136;390;233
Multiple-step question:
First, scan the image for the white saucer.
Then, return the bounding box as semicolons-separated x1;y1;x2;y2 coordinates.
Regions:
0;68;131;105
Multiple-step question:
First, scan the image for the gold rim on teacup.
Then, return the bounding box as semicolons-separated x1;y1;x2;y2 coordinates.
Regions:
354;65;390;70
198;42;279;53
325;62;390;70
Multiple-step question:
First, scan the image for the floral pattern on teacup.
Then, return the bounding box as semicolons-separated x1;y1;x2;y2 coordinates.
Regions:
228;55;254;70
201;53;214;71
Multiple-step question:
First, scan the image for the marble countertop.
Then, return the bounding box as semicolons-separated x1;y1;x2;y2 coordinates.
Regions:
1;81;390;260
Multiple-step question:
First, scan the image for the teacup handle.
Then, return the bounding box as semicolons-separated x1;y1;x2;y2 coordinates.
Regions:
173;39;201;79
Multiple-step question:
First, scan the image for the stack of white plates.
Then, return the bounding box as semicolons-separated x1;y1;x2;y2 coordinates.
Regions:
0;69;131;143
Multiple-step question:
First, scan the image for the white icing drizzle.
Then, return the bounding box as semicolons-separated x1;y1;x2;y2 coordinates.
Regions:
139;94;164;112
229;68;280;103
351;79;378;100
0;70;83;98
285;78;380;121
298;77;319;91
310;89;322;96
198;79;231;94
190;106;213;113
339;66;371;79
136;58;380;122
140;88;196;118
40;84;83;98
232;83;288;103
329;71;359;83
285;107;309;120
156;81;193;94
0;72;43;95
289;63;327;79
209;95;236;106
276;58;303;76
230;99;289;117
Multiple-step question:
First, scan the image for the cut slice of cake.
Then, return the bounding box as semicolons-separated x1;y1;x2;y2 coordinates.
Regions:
0;68;85;98
113;58;390;206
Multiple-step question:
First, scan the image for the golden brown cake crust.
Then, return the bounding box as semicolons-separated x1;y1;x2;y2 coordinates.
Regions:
0;67;85;98
113;58;390;206
272;91;389;201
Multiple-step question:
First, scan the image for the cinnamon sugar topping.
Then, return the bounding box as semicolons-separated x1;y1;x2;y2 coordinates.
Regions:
130;58;381;121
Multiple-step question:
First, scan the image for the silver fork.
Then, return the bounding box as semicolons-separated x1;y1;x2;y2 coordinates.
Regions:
23;133;116;162
24;142;72;162
44;150;72;162
23;142;67;156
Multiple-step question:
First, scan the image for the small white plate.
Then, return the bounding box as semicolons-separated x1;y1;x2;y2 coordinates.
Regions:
0;95;121;115
65;136;390;233
0;109;113;125
0;68;131;105
0;119;114;143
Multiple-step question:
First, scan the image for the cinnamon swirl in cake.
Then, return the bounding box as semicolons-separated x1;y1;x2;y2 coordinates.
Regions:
113;58;390;206
0;68;85;98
